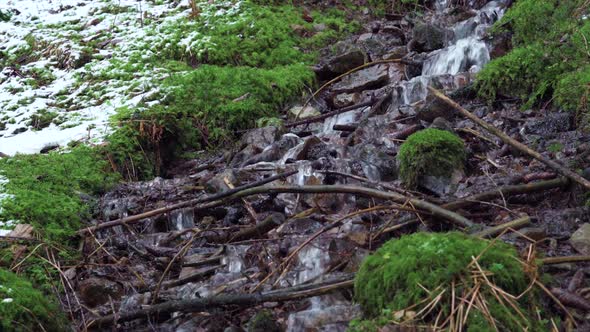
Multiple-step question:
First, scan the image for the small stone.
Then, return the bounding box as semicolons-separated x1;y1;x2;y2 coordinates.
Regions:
518;227;547;241
78;277;122;307
313;23;327;32
571;223;590;255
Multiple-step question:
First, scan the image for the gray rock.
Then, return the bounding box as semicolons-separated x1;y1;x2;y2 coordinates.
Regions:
408;22;448;53
289;105;320;119
571;223;590;255
416;93;456;122
524;113;573;135
314;47;366;79
430;117;454;132
332;64;390;93
242;126;281;151
204;169;238;194
333;92;360;108
78;277;123;307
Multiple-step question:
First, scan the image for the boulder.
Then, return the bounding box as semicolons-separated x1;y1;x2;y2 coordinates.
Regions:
408;22;447;53
332;64;390;93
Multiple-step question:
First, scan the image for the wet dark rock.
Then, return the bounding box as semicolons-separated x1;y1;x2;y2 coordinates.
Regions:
332;64;390;93
416;93;456;122
204;169;238;193
350;143;397;181
40;143;59;153
223;206;244;226
489;31;512;59
517;227;548;241
314;47;366;80
420;169;464;197
429;117;454;132
333;92;360;108
571;223;590;255
408;22;448;53
382;45;408;60
524;113;573;136
78;277;123;307
356;33;404;60
11;127;27;134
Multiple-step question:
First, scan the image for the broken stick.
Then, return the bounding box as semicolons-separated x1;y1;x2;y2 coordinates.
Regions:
428;87;590;191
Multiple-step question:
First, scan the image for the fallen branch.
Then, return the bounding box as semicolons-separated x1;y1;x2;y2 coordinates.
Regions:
87;278;353;328
541;255;590;265
206;213;285;243
377;177;569;237
77;170;297;235
428;87;590;191
194;184;474;229
473;216;530;238
140;264;222;293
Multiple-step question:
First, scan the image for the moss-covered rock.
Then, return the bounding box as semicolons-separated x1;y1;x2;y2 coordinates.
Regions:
247;310;280;332
397;128;465;188
352;232;546;331
0;269;66;331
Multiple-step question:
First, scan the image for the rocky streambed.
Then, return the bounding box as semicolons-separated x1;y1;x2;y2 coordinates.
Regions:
69;1;590;331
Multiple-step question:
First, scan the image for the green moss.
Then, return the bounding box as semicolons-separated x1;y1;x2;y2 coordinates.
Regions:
0;146;119;242
397;128;465;188
476;0;590;119
248;310;280;332
106;64;313;178
0;269;67;331
353;232;546;331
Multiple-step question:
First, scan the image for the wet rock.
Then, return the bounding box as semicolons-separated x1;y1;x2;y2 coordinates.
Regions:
541;208;590;237
408;22;447;53
518;227;547;241
223;206;244;226
314;47;366;79
276;218;323;236
350;143;397;181
429;117;454;132
382;45;408;60
524;113;573;135
78;277;123;307
332;64;390;93
286;302;361;331
420;169;464;196
333;92;360;108
247;310;280;332
242;126;281;151
40;143;59;153
12;127;27;134
205;169;238;193
490;31;512;59
356;33;404;60
415;93;456;122
571;223;590;255
289;105;320;119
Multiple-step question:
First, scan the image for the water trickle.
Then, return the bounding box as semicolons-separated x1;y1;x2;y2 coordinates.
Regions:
168;208;195;231
296;244;330;285
422;37;490;76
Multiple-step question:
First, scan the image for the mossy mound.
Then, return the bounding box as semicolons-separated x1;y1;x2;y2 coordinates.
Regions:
353;232;545;331
397;128;465;188
0;269;66;331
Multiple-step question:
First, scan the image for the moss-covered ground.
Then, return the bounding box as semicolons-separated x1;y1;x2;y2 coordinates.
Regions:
476;0;590;130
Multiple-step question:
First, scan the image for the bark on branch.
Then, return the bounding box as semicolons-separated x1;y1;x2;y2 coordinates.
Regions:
87;278;353;328
77;170;297;235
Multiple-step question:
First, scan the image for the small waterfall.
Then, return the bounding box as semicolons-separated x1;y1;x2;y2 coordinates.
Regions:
422;37;490;76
